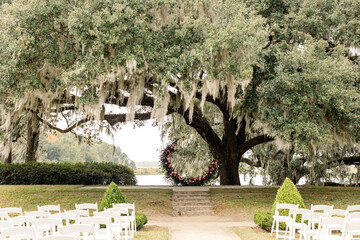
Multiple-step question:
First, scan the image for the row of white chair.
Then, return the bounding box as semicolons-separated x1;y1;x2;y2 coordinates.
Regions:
271;203;360;239
0;203;136;240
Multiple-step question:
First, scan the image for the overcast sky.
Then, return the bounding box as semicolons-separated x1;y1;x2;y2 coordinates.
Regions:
101;121;166;163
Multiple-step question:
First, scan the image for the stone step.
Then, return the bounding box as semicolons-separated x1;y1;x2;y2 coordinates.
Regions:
173;195;210;199
172;201;212;206
173;191;210;195
173;206;214;211
172;209;214;216
171;189;214;216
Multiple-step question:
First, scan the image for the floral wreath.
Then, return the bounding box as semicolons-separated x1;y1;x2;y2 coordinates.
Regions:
160;142;219;186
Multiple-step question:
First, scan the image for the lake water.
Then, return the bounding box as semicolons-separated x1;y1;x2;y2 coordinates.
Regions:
135;174;307;186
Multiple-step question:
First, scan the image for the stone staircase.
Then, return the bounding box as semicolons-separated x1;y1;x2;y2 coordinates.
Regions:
172;189;214;216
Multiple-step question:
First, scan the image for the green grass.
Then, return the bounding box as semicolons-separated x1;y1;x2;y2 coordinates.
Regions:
211;186;360;218
134;226;168;240
0;185;173;216
234;226;276;240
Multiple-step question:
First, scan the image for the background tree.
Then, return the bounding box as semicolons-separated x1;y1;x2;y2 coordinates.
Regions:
0;0;359;185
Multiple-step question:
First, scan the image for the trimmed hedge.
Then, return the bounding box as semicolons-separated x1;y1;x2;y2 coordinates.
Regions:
0;162;137;185
99;182;126;211
254;178;305;232
136;212;148;230
254;210;272;232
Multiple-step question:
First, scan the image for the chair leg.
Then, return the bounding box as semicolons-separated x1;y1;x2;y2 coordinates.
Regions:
271;218;276;236
276;220;279;239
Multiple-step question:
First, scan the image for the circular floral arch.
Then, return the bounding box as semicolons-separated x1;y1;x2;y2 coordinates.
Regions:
160;142;219;186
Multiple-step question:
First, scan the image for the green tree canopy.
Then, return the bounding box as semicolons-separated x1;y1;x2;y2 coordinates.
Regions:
0;0;359;185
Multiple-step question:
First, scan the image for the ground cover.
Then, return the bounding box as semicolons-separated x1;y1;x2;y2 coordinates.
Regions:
133;226;168;240
234;226;276;240
0;185;173;216
211;186;360;219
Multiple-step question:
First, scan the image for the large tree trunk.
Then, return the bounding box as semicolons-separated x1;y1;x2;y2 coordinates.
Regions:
219;154;241;185
2;136;12;164
25;113;40;162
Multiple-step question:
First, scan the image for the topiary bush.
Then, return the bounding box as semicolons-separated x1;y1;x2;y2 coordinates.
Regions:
254;210;272;232
271;177;305;215
99;182;126;211
99;182;148;230
135;212;148;230
254;177;305;232
0;162;136;185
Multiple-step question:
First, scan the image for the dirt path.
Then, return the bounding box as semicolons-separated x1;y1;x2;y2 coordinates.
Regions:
148;215;255;240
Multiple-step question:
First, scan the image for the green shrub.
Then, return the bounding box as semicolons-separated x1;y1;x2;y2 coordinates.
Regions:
99;182;148;230
0;162;136;185
254;178;306;232
254;210;272;232
99;182;126;211
271;177;306;215
136;212;148;230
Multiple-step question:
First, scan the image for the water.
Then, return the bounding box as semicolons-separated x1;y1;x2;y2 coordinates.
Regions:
135;174;306;186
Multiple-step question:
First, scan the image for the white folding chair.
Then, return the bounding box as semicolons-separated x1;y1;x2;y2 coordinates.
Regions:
0;221;12;231
80;216;112;240
39;236;80;240
0;207;23;217
347;205;360;214
0;226;37;240
271;203;299;239
341;221;360;240
37;204;61;214
328;209;347;218
94;211;124;240
75;203;98;216
25;211;51;219
0;212;10;221
50;212;77;226
318;217;344;240
105;207;131;240
346;212;360;222
285;208;312;240
113;203;136;237
65;210;90;223
10;216;32;227
311;204;334;214
299;212;324;240
58;224;95;240
32;218;62;237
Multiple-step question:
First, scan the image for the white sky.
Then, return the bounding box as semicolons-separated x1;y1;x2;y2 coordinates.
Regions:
101;121;166;163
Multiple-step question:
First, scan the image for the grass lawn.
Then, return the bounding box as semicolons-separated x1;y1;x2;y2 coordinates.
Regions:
234;226;276;240
211;186;360;219
134;226;168;240
0;185;173;216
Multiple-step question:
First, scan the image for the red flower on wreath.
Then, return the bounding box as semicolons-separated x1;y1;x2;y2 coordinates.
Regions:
160;142;219;186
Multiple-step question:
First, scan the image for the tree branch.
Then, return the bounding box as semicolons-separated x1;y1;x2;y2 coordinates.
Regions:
240;135;274;153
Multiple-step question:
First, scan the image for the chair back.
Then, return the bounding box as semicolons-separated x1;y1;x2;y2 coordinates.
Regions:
311;204;334;213
59;223;95;239
33;218;62;236
39;236;80;240
10;215;32;227
346;212;360;222
25;210;51;219
1;226;36;239
327;209;347;218
50;212;77;226
347;205;360;214
318;217;344;239
0;212;9;221
75;203;98;216
341;221;360;240
274;203;299;217
0;207;23;216
80;216;112;239
37;204;61;214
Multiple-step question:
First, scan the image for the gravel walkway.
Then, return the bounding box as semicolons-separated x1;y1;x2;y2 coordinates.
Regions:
148;215;255;240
